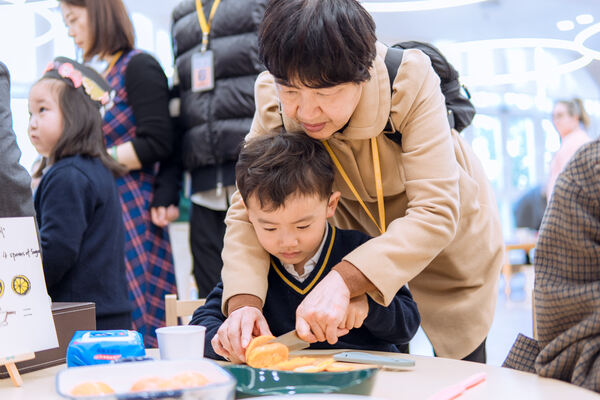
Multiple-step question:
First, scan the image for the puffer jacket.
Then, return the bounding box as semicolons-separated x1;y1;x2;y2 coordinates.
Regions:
171;0;266;193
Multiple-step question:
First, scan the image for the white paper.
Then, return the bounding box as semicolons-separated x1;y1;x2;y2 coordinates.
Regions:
0;216;58;359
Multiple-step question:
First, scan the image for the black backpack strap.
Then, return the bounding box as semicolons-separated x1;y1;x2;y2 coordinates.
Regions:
383;47;404;145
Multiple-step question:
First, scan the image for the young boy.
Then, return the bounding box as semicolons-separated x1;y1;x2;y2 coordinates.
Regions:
190;132;420;362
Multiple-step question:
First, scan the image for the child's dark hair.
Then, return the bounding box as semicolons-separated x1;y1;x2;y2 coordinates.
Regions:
258;0;377;88
236;132;335;211
32;77;126;178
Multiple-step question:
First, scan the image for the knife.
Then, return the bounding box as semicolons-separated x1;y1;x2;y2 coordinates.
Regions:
333;351;415;368
271;330;311;351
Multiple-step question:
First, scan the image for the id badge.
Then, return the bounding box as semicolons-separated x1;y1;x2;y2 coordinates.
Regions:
191;50;214;92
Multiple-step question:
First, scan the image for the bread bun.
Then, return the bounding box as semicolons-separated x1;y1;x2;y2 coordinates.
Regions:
70;381;115;396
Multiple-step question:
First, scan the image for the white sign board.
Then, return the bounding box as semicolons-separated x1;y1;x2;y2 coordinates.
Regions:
0;216;58;359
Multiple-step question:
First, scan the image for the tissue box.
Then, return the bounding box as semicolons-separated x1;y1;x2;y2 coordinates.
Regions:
0;302;96;379
66;330;145;367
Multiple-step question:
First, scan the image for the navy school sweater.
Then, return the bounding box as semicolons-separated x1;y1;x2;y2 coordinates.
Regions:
190;224;421;359
34;155;131;318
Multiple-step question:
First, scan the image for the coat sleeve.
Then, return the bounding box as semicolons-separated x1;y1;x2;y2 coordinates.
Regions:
220;72;284;313
189;282;228;360
0;62;34;218
125;53;174;165
343;49;460;305
37;166;94;289
362;285;420;345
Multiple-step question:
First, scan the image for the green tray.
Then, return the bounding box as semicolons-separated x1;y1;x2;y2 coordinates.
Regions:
224;365;378;398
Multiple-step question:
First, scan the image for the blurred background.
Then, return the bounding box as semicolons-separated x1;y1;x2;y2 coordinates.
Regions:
1;0;599;364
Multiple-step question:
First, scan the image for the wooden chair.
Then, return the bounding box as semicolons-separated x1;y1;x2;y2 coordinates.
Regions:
503;241;536;297
164;294;206;326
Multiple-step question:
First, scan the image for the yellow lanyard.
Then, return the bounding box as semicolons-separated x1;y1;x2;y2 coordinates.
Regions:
102;51;123;78
323;138;386;234
195;0;221;52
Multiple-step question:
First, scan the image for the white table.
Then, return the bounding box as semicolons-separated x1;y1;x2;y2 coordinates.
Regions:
2;349;599;399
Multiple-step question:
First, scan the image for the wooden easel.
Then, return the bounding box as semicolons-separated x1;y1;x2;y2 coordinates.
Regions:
0;353;35;387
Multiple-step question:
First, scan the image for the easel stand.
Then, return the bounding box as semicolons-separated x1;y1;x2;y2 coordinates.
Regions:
0;353;35;387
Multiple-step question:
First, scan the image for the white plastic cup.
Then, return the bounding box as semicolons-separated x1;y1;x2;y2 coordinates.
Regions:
155;325;206;360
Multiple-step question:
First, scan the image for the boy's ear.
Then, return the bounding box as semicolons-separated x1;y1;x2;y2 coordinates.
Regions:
326;191;341;219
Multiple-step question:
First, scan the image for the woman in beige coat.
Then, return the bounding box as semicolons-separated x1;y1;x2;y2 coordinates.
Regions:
217;0;504;363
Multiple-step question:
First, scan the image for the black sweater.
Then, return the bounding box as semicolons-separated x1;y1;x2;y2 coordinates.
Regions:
34;155;131;318
125;53;174;166
190;225;421;359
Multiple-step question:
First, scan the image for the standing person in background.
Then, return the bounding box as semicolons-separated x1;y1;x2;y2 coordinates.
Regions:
546;98;592;200
151;0;267;298
29;57;131;330
0;62;35;218
59;0;177;347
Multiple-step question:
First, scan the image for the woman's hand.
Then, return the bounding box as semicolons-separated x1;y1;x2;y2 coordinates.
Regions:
211;306;271;363
150;205;179;227
295;270;350;345
340;294;369;330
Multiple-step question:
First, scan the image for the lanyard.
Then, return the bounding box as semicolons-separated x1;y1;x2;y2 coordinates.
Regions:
102;51;122;78
195;0;221;52
323;138;386;234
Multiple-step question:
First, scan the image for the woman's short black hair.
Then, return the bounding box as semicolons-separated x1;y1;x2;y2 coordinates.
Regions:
259;0;377;88
236;131;335;211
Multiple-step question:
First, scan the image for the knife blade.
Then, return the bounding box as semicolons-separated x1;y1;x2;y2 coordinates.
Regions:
271;330;311;351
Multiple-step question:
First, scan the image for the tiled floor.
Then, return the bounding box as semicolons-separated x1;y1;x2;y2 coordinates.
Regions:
169;222;535;366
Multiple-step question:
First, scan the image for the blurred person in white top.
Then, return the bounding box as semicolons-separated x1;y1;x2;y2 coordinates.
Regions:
546;98;592;200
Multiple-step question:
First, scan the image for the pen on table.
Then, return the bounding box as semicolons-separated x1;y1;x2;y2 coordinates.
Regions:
427;372;487;400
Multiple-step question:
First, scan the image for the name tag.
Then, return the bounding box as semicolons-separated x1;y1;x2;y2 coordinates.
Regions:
191;50;214;92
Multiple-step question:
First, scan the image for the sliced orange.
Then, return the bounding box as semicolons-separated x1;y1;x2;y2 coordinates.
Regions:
293;357;335;372
325;362;359;372
270;356;318;371
245;334;276;362
246;342;289;368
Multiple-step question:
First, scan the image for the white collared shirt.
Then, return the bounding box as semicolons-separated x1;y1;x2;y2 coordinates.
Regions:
280;224;329;282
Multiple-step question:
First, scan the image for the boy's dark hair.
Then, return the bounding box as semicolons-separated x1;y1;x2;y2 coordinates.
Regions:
32;78;126;178
236;132;335;211
59;0;134;62
259;0;377;88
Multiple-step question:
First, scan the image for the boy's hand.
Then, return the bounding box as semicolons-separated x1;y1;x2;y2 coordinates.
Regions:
211;306;271;363
295;270;350;345
340;294;369;330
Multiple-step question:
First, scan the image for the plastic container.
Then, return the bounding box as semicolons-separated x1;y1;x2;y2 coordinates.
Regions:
56;359;235;399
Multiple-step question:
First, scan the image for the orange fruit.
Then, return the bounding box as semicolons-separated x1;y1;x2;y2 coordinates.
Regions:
246;342;289;368
293;357;335;372
70;381;115;396
244;334;275;362
270;356;318;371
325;362;359;372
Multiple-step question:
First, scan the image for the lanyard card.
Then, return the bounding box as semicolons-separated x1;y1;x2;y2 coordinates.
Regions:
191;50;214;92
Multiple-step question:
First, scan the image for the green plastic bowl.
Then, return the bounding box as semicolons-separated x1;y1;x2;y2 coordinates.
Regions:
224;365;378;397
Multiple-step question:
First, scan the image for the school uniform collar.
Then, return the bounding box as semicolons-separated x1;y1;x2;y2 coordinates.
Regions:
279;224;329;282
270;223;337;295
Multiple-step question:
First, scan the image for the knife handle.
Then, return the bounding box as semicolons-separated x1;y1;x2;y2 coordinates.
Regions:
333;352;415;367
